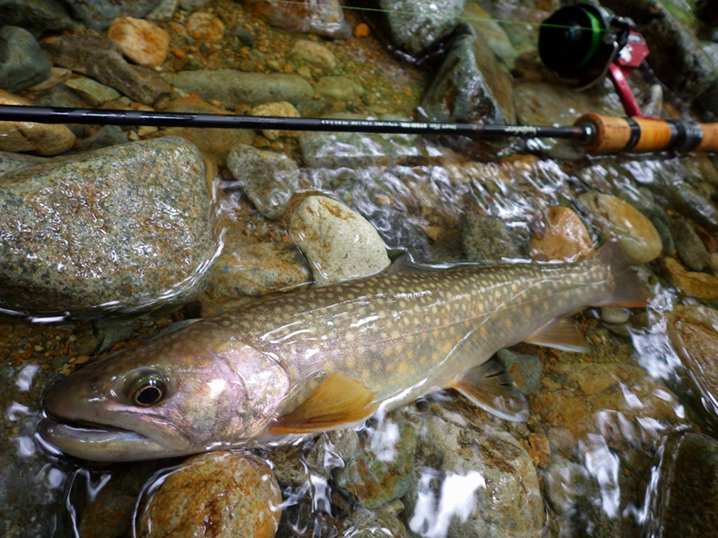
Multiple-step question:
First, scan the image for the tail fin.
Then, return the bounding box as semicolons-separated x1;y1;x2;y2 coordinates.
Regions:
592;241;650;308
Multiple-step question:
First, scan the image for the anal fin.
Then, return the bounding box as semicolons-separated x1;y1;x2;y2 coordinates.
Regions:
451;358;529;422
524;317;588;353
269;372;378;435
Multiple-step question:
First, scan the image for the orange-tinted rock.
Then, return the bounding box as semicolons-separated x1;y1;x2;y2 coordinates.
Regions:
662;257;718;300
529;206;594;262
108;17;169;67
186;12;226;42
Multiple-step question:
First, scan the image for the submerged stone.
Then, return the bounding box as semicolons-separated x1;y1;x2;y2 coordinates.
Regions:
0;136;216;317
461;214;523;261
245;0;351;39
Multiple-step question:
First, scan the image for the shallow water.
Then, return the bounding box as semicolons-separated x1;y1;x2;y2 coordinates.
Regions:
2;1;718;537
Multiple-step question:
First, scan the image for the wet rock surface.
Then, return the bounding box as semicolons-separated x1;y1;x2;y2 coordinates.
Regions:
0;135;215;316
0;26;51;93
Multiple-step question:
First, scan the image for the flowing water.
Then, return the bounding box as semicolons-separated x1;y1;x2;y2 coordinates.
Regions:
1;1;717;537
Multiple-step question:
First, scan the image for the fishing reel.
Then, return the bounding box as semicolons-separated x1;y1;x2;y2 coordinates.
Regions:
538;3;649;117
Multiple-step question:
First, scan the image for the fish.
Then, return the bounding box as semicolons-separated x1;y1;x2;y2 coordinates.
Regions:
39;242;647;461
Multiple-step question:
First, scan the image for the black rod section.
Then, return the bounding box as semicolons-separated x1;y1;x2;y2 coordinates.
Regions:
0;104;589;141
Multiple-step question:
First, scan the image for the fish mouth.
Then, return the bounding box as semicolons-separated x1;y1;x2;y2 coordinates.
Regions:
38;418;171;462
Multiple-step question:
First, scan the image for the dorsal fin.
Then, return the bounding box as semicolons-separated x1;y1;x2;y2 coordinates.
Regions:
524;317;588;353
268;372;378;434
451;358;529;422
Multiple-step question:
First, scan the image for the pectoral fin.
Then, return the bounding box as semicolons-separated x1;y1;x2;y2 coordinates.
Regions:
269;372;378;434
451;358;529;422
524;317;588;353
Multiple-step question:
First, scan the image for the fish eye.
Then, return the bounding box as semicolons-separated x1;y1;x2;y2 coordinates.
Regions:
125;371;169;407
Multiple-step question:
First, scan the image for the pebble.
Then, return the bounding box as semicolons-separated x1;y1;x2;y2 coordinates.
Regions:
226;143;299;219
64;76;121;107
137;451;282;538
248;101;301;140
671;216;712;272
186;11;226;42
291;39;336;70
495;348;543;395
315;76;365;103
0;135;215;316
529;206;594;262
0;26;51;93
147;0;179;21
600;306;631;325
662;257;718;300
173;69;313;105
578;191;662;264
0;90;75;155
108;17;170;68
289;196;390;286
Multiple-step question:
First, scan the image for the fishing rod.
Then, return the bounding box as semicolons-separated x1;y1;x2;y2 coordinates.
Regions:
0;104;717;155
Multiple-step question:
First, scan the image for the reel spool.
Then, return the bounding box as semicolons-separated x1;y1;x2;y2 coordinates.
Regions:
538;3;649;117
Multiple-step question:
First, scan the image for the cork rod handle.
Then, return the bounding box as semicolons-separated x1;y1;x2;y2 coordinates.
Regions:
575;113;718;154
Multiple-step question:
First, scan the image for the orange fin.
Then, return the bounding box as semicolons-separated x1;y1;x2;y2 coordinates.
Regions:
524;317;588;353
268;372;378;435
451;358;529;422
592;241;649;307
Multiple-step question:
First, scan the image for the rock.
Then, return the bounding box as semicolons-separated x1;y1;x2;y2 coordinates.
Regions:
421;22;515;130
671;216;712;271
108;17;170;68
315;76;364;103
289;196;390;286
226;144;299;219
644;433;718;536
577;191;662;264
0;90;75;155
464;2;517;69
248;101;301;140
514;82;624;160
0;151;47;177
662;257;718;299
62;0;162;31
335;406;420;509
64;76;121;107
600;306;630;325
74;124;129;152
173;69;313;106
291;39;336;70
245;0;351;39
159;97;254;165
0;26;51;93
299;114;421;169
42;35;171;105
0;0;76;37
461;214;523;261
202;240;310;312
406;401;546;537
337;509;407;537
147;0;177;21
0;136;215;317
495;348;543;395
77;482;136;538
137;451;282;538
667;305;718;416
528;206;594;262
657;175;718;232
378;0;466;58
180;0;211;9
186;11;225;42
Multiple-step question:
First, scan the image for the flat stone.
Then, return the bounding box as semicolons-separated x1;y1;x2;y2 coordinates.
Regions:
0;26;51;93
0;90;75;155
529;206;594;262
315;76;364;102
64;76;121;107
248;101;301;140
0;135;215;317
291;39;336;70
173;69;313;106
42;34;171;105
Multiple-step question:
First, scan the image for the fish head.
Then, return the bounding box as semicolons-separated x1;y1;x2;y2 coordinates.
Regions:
39;324;290;462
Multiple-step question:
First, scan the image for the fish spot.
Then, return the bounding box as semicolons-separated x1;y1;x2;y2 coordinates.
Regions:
397;362;408;374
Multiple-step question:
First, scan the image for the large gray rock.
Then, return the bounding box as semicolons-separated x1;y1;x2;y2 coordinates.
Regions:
245;0;351;39
378;0;466;57
62;0;162;31
42;35;171;105
0;136;216;317
173;69;313;106
0;0;76;37
0;26;51;93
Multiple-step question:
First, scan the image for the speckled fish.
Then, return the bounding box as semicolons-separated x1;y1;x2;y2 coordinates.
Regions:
40;243;646;461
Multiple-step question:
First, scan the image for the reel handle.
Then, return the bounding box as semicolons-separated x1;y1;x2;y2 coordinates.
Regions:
576;113;718;154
